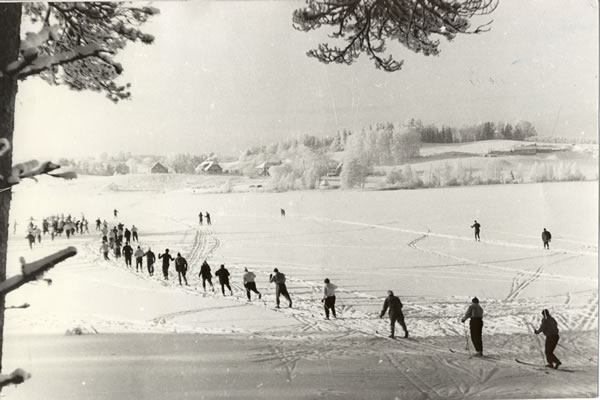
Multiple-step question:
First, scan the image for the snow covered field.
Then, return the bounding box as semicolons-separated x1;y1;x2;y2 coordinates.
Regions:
4;176;598;399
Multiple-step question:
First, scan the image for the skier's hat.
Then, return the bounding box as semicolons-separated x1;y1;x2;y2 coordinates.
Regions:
472;297;479;303
273;268;279;273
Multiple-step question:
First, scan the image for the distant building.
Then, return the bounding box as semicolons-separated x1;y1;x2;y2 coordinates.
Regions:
195;160;223;174
150;162;169;174
327;162;343;177
255;161;281;176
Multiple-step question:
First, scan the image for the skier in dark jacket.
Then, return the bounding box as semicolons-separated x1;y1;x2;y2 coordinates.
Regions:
269;268;292;308
124;228;131;243
471;220;481;241
379;290;408;338
122;242;134;268
541;228;552;250
215;264;232;296
198;212;203;226
205;212;212;226
534;309;562;369
158;249;174;280
461;297;484;356
175;253;189;285
199;260;214;291
145;248;156;276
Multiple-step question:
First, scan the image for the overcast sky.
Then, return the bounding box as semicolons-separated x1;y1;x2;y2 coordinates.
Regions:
13;0;598;160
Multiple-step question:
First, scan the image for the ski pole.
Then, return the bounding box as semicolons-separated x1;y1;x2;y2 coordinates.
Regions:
463;322;472;357
528;322;546;364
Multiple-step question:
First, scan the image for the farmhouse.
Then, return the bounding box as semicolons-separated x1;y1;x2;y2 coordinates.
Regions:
195;160;223;174
150;162;169;174
255;161;281;176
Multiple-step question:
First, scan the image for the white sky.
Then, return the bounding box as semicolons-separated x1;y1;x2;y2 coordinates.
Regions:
13;0;599;160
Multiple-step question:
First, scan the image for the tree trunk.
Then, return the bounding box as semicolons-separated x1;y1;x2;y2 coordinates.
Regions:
0;3;22;375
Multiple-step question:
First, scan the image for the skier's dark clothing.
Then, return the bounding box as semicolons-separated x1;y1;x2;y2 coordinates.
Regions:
159;252;174;280
206;213;211;225
535;310;561;367
380;293;408;338
198;213;203;225
124;229;131;243
462;299;484;354
175;255;189;285
199;261;214;290
122;244;133;267
96;219;101;230
146;250;156;276
215;266;232;295
542;229;552;250
269;270;292;308
471;221;481;241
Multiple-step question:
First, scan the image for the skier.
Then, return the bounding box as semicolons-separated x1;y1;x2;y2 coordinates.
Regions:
95;218;101;231
280;208;286;217
542;228;552;250
175;253;189;285
122;242;134;268
269;268;292;308
461;297;484;357
114;240;122;259
471;220;481;241
379;290;408;338
215;264;233;296
26;229;35;249
158;249;174;280
146;247;156;276
199;260;214;291
124;228;131;243
100;242;110;261
322;278;337;320
134;246;145;272
242;267;261;301
205;212;212;226
114;209;118;218
534;309;562;369
198;212;203;226
131;225;139;242
34;226;42;244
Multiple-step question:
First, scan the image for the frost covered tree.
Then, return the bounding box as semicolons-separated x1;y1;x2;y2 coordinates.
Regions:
293;0;497;71
0;2;158;383
341;130;372;188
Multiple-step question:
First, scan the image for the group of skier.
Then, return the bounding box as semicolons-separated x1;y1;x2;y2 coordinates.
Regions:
470;220;552;249
198;211;212;226
21;214;90;249
95;209;563;370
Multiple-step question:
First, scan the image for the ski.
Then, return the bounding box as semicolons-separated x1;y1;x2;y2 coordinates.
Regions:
449;348;500;361
515;359;575;373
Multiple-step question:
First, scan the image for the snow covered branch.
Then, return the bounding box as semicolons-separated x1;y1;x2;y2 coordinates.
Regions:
0;369;30;389
1;159;77;189
0;247;77;296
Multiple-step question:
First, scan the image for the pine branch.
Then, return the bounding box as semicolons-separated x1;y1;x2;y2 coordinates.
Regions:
0;247;77;296
0;369;30;388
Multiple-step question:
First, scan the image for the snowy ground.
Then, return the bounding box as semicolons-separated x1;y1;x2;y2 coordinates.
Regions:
3;177;598;399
